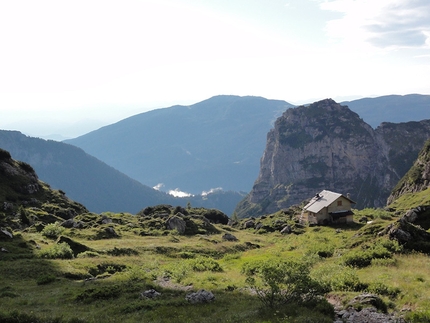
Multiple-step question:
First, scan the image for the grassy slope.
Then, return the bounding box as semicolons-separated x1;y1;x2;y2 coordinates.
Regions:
1;208;430;323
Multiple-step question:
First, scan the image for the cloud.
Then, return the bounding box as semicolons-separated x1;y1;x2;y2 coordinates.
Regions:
320;0;430;49
201;187;223;196
153;183;164;191
168;189;194;198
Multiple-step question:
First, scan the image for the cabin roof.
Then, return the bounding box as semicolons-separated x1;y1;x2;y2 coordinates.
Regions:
303;190;355;213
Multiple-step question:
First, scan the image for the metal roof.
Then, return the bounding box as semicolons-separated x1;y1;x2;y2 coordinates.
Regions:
303;190;355;213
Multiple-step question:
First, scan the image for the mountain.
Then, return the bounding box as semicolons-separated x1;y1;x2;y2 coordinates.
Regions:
65;95;293;194
0;130;243;214
387;138;430;205
235;99;430;217
342;94;430;128
0;147;87;228
0;130;178;213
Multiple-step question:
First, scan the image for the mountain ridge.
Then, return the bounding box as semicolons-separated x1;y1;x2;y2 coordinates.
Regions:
235;98;430;217
65;95;293;194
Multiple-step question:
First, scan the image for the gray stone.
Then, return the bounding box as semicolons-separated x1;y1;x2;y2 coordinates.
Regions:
140;289;161;299
280;225;292;234
166;215;186;234
0;228;13;239
389;227;412;243
61;219;76;228
222;233;238;241
404;209;418;223
244;220;255;229
100;215;112;224
185;289;215;303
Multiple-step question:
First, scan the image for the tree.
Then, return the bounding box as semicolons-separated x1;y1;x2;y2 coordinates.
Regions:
242;259;328;308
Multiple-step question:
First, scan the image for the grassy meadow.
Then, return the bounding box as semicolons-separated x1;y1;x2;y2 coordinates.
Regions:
1;204;430;323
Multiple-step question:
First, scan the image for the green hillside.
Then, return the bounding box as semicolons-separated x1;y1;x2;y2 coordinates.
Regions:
2;141;430;322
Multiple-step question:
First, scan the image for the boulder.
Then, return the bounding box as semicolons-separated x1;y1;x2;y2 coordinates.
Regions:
388;227;412;243
280;225;292;234
404;209;418;223
61;219;76;228
185;289;215;304
100;215;113;225
244;220;255;229
57;236;92;257
166;215;186;234
334;306;405;323
140;289;161;299
255;222;263;230
347;293;386;312
202;209;229;224
222;233;238;241
0;228;13;239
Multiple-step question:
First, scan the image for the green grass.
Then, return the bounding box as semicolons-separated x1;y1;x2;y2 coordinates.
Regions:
2;206;430;322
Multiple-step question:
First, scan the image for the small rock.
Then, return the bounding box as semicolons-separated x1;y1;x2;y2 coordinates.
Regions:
185;289;215;304
61;219;76;228
140;289;161;299
222;233;238;241
244;220;255;229
0;228;13;239
280;225;292;234
166;215;186;234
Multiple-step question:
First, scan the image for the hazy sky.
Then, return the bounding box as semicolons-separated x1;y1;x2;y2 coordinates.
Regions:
1;0;429;138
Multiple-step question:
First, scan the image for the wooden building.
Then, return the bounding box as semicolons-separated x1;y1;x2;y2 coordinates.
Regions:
301;190;355;225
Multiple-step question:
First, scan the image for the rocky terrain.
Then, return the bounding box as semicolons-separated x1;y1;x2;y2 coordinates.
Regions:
235;99;430;217
387;139;430;204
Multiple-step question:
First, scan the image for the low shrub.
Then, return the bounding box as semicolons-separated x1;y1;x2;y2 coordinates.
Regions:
242;259;329;308
39;242;73;259
76;251;100;258
75;285;122;303
313;264;367;292
41;223;64;239
367;282;401;298
88;262;126;277
406;310;430;323
36;274;57;285
106;247;138;256
189;256;223;272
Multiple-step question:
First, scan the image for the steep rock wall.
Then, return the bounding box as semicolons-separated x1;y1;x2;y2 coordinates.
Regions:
235;99;430;217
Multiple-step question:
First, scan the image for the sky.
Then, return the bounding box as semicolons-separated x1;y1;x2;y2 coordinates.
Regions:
1;0;429;138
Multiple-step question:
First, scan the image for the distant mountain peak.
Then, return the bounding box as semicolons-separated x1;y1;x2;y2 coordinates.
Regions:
235;98;430;217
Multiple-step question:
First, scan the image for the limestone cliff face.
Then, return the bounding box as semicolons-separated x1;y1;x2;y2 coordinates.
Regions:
235;99;430;217
387;139;430;204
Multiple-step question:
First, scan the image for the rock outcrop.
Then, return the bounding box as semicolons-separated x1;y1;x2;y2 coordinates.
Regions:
0;148;88;228
235;99;430;217
387;139;430;204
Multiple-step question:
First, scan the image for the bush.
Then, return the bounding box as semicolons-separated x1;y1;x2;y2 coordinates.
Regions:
76;251;100;258
313;265;367;292
343;244;393;268
39;242;73;259
242;259;329;308
41;223;64;239
406;310;430;323
189;256;223;272
75;285;122;303
106;247;138;256
343;250;372;268
88;263;126;277
36;274;57;285
367;282;401;298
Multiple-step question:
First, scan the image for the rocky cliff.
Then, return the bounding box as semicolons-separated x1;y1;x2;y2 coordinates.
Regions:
235;99;430;218
387;139;430;205
0;148;88;229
